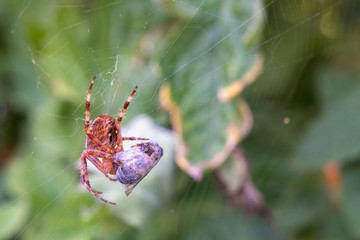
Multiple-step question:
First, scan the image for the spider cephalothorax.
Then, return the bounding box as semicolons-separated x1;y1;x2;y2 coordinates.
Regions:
80;76;163;205
86;115;118;150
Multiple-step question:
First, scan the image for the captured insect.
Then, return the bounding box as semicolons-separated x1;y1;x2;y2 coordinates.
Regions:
80;76;163;205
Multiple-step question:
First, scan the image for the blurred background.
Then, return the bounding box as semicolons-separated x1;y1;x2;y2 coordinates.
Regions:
1;0;360;239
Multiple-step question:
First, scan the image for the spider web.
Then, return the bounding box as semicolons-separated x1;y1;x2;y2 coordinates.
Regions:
0;0;358;239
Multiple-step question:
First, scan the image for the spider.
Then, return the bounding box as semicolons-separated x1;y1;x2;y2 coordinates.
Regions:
80;76;163;205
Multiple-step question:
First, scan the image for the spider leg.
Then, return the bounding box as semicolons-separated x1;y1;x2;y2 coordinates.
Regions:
117;86;138;126
122;137;149;141
80;154;102;194
84;151;118;182
116;86;138;151
84;76;113;153
81;152;116;205
84;150;118;181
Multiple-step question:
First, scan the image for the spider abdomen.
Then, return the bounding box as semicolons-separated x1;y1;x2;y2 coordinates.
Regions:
86;115;117;150
115;141;163;191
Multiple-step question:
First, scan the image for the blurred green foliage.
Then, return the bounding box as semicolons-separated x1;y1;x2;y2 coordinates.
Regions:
0;0;360;239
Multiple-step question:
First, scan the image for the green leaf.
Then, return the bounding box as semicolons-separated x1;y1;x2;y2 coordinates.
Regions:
0;198;30;239
294;69;360;169
157;0;264;176
185;208;276;240
342;165;360;237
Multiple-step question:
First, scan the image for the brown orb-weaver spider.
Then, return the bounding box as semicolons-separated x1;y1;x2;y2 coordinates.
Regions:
80;76;163;205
